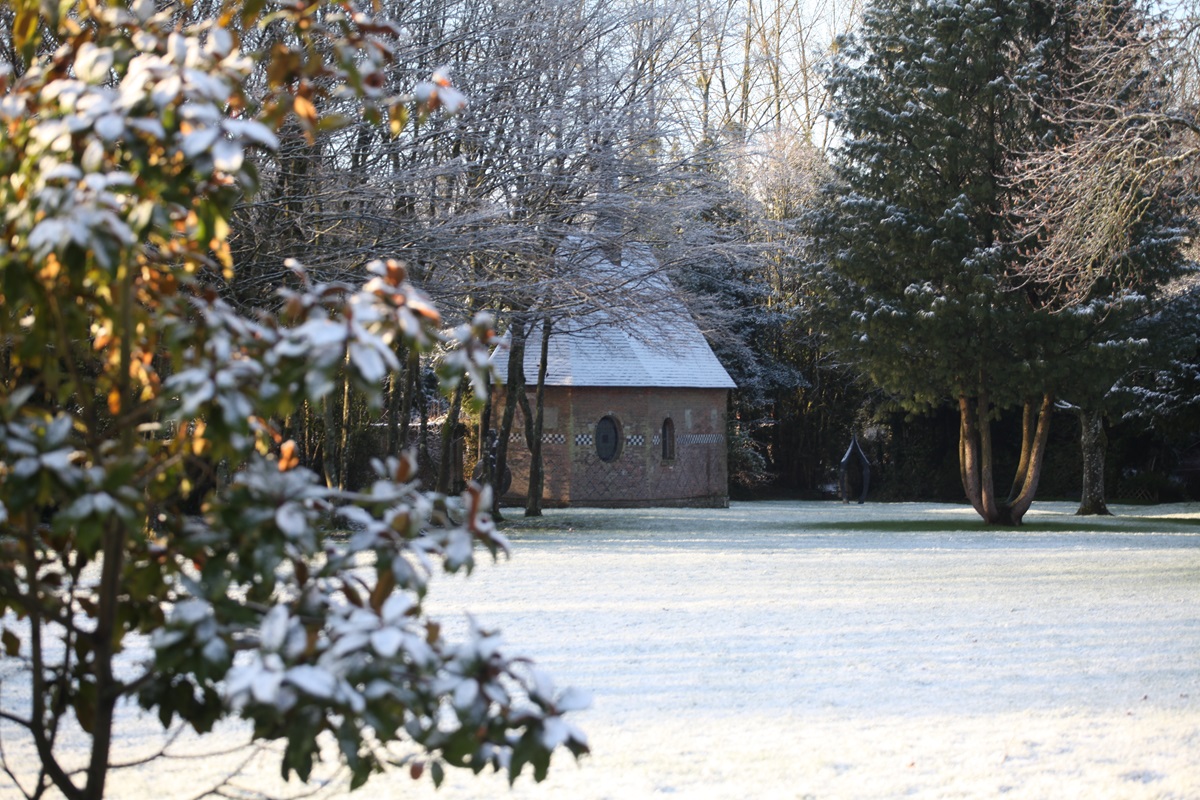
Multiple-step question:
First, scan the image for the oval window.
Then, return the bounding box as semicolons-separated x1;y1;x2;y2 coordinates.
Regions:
595;415;620;462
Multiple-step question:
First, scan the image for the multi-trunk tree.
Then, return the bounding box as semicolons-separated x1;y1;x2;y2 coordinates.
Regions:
814;0;1191;524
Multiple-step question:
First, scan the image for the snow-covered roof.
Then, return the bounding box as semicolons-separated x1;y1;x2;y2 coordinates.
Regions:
492;244;736;389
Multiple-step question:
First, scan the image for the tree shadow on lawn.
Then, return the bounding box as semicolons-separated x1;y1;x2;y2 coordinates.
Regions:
805;517;1200;534
498;507;1200;537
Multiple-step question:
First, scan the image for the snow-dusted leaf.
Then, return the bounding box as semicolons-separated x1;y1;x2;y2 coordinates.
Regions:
348;340;386;384
370;627;403;659
44;162;83;182
275;502;308;539
381;593;411;625
75;43;115;84
223;118;279;149
205;27;233;58
28;218;68;252
166;32;189;66
180;126;220;158
286;665;337;699
126;117;166;139
151;628;186;649
335;681;366;714
150;74;183;107
251;666;283;705
260;604;290;652
528;667;556;703
202;637;229;664
212;137;243;172
444;529;474;571
453;679;479;710
130;0;155;22
538;716;570;750
329;631;371;659
555;686;592;712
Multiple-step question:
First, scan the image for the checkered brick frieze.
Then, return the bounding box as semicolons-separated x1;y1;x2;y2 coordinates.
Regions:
680;433;723;444
508;431;566;444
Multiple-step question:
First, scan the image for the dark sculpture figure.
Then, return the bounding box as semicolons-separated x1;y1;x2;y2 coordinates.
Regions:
839;435;870;504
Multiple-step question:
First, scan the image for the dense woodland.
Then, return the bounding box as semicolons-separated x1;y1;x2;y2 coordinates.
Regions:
5;0;1200;514
178;0;1200;516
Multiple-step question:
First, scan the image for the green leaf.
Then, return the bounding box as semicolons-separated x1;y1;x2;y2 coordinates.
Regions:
349;759;371;791
431;761;445;788
241;0;268;28
12;2;41;62
74;679;98;735
2;627;19;657
507;733;535;785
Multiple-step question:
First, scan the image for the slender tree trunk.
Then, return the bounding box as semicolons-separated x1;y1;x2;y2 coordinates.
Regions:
338;352;353;491
958;396;986;519
1076;408;1111;515
398;350;418;451
416;371;431;479
1003;393;1054;524
526;314;552;517
436;381;465;495
321;395;338;489
739;5;752;135
84;517;125;800
477;390;493;485
1008;401;1037;502
386;345;405;454
976;388;998;522
493;316;528;520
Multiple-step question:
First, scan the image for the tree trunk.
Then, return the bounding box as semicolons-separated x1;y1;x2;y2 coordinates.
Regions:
477;390;494;487
1003;394;1054;524
958;396;987;519
338;352;353;491
1008;401;1037;502
416;370;431;479
525;314;552;517
398;349;418;451
386;345;405;455
976;387;998;522
436;381;464;496
321;395;338;489
958;393;1054;525
493;316;528;521
1076;408;1111;516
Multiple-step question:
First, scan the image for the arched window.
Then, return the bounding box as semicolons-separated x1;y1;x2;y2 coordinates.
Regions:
595;415;621;462
661;417;676;461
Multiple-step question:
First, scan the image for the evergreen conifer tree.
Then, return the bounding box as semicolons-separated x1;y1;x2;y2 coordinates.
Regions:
814;0;1190;523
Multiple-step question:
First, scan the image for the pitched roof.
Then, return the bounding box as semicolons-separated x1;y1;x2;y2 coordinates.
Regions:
492;245;736;389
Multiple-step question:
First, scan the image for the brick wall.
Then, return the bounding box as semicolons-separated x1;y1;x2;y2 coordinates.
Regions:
495;386;729;508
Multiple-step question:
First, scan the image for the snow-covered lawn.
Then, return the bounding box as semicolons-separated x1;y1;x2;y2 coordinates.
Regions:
409;500;1200;800
5;500;1199;799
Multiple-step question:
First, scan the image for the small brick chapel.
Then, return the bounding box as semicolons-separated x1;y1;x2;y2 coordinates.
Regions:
491;246;735;508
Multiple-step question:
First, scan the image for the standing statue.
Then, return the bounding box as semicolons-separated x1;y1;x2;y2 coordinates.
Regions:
839;434;871;504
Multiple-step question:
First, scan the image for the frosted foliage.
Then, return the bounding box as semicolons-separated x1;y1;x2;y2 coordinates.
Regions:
0;1;583;797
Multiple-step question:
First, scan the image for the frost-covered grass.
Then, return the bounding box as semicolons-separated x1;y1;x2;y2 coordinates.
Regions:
4;500;1199;799
407;500;1200;800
